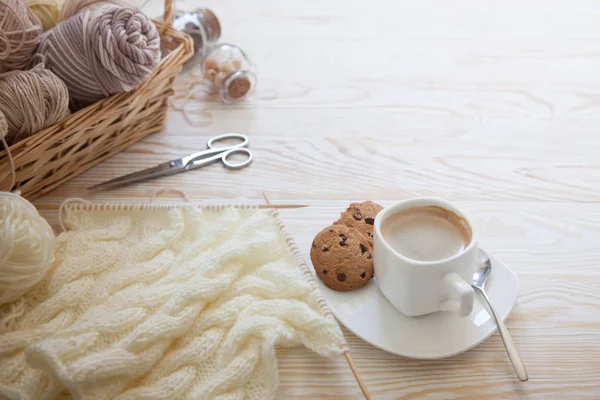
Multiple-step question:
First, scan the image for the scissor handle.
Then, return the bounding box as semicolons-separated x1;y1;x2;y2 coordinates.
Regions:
221;148;253;170
207;133;249;150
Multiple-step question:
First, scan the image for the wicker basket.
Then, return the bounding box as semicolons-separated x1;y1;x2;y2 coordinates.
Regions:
0;0;193;200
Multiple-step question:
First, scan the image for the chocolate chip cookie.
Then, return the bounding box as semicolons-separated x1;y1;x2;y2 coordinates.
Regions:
310;224;374;291
335;201;384;246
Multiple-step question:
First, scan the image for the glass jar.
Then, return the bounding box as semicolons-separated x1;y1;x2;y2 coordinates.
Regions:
201;44;257;103
172;8;221;67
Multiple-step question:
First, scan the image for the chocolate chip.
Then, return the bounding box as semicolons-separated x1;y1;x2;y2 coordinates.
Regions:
311;240;316;249
360;272;366;279
322;269;328;275
360;243;368;255
337;272;346;282
329;229;334;233
368;232;373;238
353;210;362;220
339;233;348;246
322;244;329;252
365;217;375;225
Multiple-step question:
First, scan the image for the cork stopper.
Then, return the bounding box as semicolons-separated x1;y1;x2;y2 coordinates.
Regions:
227;76;252;99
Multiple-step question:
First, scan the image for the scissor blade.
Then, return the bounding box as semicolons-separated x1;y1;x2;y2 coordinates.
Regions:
88;159;186;191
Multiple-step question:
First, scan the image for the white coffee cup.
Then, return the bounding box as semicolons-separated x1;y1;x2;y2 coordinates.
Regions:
373;197;478;317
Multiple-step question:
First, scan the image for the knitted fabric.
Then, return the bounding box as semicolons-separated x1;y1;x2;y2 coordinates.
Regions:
0;204;346;399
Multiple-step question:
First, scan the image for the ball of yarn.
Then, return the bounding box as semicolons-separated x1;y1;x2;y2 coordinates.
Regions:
59;0;123;21
0;64;70;145
0;191;55;306
0;0;43;72
37;5;161;108
26;0;62;31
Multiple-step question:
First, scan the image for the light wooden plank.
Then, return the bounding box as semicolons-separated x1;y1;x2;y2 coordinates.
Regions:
33;131;600;202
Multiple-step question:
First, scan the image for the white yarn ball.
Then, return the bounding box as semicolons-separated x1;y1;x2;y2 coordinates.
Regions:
0;192;55;305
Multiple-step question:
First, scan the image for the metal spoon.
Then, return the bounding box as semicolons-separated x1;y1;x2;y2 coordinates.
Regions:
473;250;529;382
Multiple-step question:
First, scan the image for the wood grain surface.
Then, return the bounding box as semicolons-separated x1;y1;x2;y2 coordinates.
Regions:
34;0;600;398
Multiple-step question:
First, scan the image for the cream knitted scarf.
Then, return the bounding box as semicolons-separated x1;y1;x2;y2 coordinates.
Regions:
0;203;346;399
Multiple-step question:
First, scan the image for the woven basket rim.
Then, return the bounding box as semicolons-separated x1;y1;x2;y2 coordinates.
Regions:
0;18;194;198
0;21;193;158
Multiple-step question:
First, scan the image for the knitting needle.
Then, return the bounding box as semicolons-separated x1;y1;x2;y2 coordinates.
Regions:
344;351;372;400
34;203;308;211
261;191;372;400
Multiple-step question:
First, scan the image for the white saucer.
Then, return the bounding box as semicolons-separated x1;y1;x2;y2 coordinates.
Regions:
312;252;519;359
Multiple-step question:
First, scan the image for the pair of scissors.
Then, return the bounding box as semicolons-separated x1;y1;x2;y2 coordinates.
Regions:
88;133;252;191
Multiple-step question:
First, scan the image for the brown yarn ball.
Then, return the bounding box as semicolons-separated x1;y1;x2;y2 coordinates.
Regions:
37;5;161;108
0;0;43;72
0;64;70;145
59;0;124;21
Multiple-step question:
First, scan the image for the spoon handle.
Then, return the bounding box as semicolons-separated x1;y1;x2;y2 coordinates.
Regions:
475;286;529;382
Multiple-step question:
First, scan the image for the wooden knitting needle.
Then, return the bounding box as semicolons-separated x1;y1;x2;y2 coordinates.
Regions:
344;351;372;400
34;203;308;211
261;191;372;400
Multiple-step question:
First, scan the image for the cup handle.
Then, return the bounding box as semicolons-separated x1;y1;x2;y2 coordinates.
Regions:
439;272;474;317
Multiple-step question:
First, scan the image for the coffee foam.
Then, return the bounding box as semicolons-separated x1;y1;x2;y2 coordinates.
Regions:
381;206;472;262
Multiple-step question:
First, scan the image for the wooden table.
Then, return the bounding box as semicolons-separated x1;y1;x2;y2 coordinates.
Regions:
35;0;600;398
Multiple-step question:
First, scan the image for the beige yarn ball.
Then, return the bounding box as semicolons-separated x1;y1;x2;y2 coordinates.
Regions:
0;191;55;306
0;64;71;145
26;0;62;31
0;0;43;72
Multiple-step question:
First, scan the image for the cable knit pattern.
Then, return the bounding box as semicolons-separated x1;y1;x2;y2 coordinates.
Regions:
0;204;346;400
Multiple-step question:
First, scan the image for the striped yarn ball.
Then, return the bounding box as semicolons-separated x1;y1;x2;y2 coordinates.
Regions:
37;5;161;108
